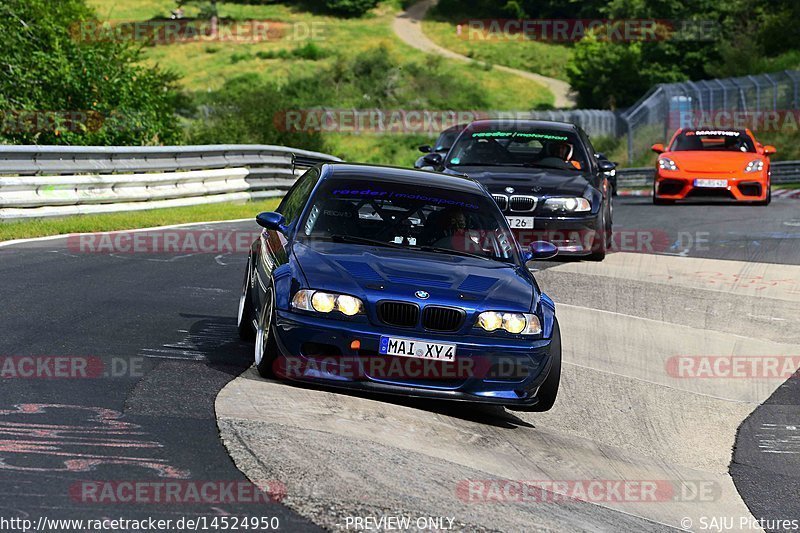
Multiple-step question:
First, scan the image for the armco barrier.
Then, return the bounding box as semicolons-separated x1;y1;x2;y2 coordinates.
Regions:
0;145;341;220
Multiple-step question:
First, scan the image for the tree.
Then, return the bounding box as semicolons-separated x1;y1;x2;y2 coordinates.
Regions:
0;0;182;145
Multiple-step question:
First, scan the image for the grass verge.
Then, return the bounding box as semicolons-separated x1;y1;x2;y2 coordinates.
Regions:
420;19;572;84
0;199;278;242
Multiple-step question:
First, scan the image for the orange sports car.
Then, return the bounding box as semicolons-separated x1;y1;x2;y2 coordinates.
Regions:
651;128;775;205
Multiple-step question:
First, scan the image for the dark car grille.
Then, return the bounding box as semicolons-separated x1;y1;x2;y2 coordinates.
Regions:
422;306;465;332
378;301;419;328
738;182;762;197
509;195;537;212
491;194;508;211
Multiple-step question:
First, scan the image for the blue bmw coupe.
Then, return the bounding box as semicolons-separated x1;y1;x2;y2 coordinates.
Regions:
237;163;562;411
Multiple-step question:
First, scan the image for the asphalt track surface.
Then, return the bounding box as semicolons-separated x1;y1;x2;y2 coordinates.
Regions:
1;196;799;532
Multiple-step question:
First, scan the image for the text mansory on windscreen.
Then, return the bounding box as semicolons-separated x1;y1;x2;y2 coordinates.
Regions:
237;163;562;411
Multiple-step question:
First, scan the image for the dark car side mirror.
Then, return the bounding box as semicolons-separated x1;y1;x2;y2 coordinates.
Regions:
598;159;617;172
651;143;665;154
522;241;558;263
256;212;287;233
422;152;443;166
418;144;432;153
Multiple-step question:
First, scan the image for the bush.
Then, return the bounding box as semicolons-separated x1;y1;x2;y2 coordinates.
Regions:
320;0;379;17
0;0;182;145
186;74;327;152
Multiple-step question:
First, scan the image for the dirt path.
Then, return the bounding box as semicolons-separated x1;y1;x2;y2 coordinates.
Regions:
393;0;576;109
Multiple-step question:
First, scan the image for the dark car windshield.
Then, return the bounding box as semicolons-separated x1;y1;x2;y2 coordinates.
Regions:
299;178;518;263
435;130;462;151
670;130;756;153
446;129;589;171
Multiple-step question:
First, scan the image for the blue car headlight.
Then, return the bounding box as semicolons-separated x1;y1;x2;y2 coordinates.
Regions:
291;289;364;317
476;311;542;335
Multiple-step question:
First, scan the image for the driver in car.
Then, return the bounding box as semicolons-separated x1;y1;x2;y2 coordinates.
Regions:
541;141;582;169
424;207;483;252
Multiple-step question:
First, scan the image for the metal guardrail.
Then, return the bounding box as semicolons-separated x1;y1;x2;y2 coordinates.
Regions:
0;145;341;220
617;161;800;188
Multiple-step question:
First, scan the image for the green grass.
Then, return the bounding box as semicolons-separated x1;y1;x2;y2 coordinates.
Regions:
86;1;554;167
421;19;573;83
87;0;554;105
0;199;278;241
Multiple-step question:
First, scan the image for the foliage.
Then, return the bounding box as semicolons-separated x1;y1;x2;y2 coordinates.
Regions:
319;0;379;17
0;0;182;145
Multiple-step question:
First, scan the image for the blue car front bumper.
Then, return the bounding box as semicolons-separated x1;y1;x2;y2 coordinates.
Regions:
269;310;557;407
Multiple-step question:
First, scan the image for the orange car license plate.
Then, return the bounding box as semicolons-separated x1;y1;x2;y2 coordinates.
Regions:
694;179;728;188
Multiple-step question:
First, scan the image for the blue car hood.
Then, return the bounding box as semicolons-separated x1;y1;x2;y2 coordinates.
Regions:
293;241;536;312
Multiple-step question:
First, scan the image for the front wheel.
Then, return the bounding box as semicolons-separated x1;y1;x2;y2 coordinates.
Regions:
754;184;771;206
507;319;561;412
587;209;610;261
254;285;280;378
237;257;256;340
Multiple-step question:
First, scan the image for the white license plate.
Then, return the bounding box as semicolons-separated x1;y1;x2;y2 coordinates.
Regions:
694;179;728;188
506;216;535;229
379;336;456;361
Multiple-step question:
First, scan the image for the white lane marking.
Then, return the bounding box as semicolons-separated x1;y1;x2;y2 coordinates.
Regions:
563;361;755;405
756;423;800;454
0;218;253;249
557;302;782;344
746;314;788;322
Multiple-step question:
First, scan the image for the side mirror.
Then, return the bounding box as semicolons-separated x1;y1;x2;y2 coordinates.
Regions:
763;145;776;156
598;159;617;172
422;152;443;166
651;143;665;154
256;212;287;232
523;241;558;262
418;144;432;153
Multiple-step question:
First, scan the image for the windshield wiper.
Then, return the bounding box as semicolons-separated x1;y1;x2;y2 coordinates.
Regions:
522;161;575;170
418;245;493;261
329;234;404;249
451;162;522;167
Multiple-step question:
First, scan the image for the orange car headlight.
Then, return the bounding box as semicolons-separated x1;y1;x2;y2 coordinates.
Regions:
744;160;764;173
658;157;678;171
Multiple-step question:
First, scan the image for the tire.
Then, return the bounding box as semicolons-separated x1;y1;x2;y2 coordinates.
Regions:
652;182;675;205
507;319;561;412
254;283;280;378
237;256;256;341
586;209;609;261
754;185;771;206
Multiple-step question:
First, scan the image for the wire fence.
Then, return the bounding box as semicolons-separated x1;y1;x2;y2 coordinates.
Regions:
530;70;800;166
528;109;620;139
620;70;800;164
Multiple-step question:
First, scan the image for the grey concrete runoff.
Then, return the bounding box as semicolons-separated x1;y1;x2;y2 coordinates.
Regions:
217;252;800;531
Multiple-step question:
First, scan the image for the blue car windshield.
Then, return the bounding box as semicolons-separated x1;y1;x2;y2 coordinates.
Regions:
299;178;518;263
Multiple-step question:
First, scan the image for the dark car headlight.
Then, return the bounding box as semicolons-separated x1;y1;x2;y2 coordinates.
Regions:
476;311;542;335
542;197;591;213
292;289;364;317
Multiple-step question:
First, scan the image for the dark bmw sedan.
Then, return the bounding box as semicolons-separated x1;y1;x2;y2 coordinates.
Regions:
421;120;616;260
238;163;562;411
